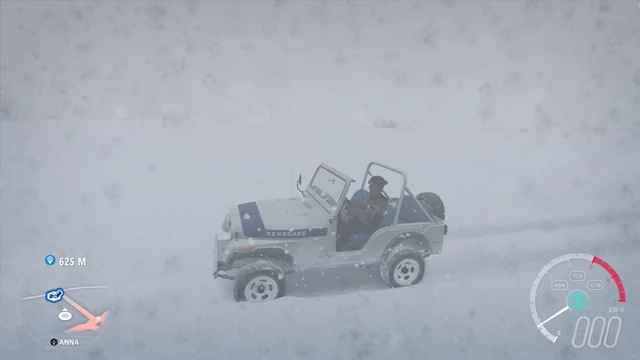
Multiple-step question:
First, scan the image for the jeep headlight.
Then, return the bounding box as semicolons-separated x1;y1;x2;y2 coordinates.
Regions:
221;213;231;233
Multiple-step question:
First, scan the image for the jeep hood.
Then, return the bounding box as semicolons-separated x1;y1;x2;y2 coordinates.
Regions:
223;197;330;238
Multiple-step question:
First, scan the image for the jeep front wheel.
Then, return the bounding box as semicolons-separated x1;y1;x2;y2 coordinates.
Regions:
380;246;426;288
233;261;286;302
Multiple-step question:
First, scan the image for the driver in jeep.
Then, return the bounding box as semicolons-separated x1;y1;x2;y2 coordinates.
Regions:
337;176;389;250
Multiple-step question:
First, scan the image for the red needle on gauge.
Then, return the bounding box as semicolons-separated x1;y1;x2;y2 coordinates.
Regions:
537;305;570;328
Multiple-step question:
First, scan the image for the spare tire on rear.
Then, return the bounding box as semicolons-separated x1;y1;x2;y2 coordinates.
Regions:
417;192;445;220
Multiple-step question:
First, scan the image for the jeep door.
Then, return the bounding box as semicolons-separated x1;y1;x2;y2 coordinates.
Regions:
292;163;354;270
285;216;338;271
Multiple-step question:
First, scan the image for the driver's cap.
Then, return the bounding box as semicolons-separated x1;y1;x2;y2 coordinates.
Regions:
369;175;388;189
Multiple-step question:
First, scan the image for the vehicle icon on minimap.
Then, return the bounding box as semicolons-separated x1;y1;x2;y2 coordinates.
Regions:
21;286;110;334
45;288;65;303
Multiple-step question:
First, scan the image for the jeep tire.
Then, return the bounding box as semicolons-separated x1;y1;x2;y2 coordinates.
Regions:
233;260;286;302
380;245;426;288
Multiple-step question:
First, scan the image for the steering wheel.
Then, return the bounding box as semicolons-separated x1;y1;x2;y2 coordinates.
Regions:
339;199;352;222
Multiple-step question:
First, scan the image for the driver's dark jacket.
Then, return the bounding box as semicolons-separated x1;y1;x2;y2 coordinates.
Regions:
361;194;388;227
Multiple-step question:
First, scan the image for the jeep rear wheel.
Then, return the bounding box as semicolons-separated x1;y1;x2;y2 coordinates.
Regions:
380;245;426;288
233;261;286;302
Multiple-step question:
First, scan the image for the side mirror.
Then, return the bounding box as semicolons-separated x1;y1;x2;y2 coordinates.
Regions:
296;174;304;195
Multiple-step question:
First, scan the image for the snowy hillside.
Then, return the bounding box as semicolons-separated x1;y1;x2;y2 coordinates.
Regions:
1;118;639;360
1;1;639;359
1;1;639;130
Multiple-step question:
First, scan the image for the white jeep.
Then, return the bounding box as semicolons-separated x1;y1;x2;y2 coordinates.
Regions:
213;161;448;302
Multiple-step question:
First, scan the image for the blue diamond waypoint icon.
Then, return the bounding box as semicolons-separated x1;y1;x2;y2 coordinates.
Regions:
45;288;65;304
45;255;56;266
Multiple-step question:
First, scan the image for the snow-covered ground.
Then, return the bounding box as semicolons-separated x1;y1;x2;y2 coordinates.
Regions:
2;1;638;359
1;119;639;360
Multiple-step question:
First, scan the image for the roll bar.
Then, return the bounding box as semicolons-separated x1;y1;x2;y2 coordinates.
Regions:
361;161;435;225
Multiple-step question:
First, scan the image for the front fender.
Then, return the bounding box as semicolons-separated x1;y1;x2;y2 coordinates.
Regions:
222;246;296;274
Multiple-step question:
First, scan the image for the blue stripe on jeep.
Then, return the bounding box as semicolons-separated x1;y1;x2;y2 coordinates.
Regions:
237;202;328;238
237;202;265;236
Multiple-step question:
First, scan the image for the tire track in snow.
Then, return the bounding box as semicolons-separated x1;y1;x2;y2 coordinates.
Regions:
449;209;640;238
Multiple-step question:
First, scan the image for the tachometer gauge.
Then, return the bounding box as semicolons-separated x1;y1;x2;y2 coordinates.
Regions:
530;253;625;348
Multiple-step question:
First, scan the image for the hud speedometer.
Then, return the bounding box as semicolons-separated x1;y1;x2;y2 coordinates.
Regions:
530;253;626;348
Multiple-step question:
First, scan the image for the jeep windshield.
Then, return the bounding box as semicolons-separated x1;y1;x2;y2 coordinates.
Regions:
306;166;348;213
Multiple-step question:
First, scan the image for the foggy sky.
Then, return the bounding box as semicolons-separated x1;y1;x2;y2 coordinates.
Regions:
1;0;638;131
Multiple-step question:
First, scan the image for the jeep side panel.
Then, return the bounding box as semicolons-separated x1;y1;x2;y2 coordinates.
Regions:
327;222;444;267
286;217;339;270
365;222;445;255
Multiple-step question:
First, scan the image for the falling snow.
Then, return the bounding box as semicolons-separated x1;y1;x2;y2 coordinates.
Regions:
1;2;638;360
